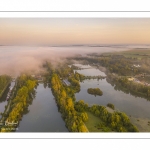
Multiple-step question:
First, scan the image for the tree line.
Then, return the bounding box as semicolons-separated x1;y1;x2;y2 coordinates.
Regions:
75;100;138;132
107;74;150;100
71;54;150;76
0;75;11;98
50;73;88;132
0;74;37;132
45;62;89;132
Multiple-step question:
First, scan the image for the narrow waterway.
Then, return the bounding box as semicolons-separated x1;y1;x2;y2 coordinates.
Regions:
0;81;15;119
16;83;68;132
73;64;106;76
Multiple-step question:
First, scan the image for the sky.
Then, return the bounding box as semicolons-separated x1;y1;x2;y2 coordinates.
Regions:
0;18;150;46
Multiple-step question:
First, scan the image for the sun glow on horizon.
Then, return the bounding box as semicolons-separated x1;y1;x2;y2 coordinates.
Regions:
0;18;150;46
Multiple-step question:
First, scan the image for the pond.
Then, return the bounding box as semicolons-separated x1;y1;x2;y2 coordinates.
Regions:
16;83;68;132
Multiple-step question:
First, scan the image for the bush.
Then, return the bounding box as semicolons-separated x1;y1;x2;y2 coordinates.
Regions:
107;103;115;110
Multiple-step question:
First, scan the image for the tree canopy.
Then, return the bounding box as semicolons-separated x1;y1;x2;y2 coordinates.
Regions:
87;88;103;96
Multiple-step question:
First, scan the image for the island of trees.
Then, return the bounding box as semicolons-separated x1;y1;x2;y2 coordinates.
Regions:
87;88;103;96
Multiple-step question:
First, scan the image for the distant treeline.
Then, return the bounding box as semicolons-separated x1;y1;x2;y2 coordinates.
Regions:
107;74;150;100
70;54;150;76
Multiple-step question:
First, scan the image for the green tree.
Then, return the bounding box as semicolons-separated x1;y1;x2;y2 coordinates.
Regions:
80;112;88;122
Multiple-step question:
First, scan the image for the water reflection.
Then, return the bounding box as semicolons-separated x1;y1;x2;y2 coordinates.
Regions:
72;64;106;76
106;78;150;101
16;83;68;132
76;78;150;119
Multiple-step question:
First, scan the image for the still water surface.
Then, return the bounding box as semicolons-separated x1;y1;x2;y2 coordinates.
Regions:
75;65;150;120
73;64;106;76
17;83;68;132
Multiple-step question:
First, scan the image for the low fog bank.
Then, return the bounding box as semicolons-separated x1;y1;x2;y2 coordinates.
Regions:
0;46;136;76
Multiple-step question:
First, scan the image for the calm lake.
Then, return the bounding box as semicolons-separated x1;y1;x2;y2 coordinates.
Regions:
76;79;150;119
16;83;68;132
74;64;150;131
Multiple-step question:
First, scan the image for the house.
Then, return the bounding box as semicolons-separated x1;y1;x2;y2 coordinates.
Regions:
133;64;141;68
128;77;134;81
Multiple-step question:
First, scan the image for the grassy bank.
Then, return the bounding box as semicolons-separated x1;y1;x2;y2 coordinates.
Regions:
85;112;112;132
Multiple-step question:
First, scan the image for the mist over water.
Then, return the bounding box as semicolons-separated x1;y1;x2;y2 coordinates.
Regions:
0;45;150;76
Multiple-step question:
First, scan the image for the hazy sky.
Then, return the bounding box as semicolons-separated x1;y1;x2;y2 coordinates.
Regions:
1;18;150;45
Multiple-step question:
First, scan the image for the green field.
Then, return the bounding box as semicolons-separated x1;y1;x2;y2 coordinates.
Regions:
102;49;150;59
85;111;112;132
